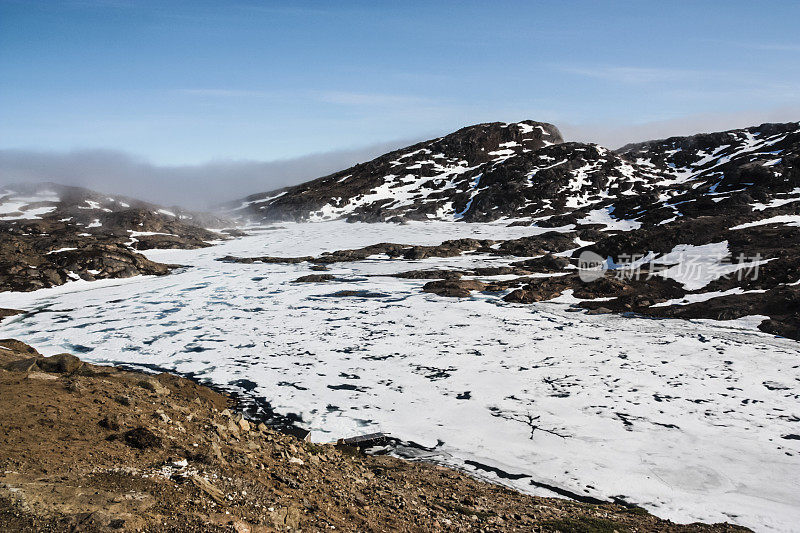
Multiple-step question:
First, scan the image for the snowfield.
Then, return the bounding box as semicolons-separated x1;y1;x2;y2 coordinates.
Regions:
1;221;798;531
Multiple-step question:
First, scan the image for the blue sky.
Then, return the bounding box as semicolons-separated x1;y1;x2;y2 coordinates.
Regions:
1;0;799;166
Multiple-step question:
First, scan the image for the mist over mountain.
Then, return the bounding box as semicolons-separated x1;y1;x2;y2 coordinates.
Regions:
0;139;418;210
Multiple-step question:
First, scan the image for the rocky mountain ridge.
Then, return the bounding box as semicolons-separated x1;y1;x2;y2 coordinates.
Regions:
0;182;235;292
224;120;565;223
224;120;800;229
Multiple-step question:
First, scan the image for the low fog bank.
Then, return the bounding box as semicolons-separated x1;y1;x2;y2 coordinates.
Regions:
0;139;416;210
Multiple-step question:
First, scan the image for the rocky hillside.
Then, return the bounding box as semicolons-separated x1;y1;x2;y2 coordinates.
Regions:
0;183;235;292
225;120;799;227
224;120;565;223
0;338;748;532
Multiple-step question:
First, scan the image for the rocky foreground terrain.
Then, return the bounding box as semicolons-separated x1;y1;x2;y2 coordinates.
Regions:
0;183;236;292
0;337;749;532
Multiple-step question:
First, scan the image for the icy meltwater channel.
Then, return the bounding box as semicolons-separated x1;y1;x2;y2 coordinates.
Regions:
2;221;799;531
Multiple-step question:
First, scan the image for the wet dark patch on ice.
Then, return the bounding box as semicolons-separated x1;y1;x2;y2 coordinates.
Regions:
278;381;308;391
230;378;258;392
413;365;455;380
327;383;368;392
66;343;94;353
652;422;680;429
528;479;607;505
184;345;208;353
464;459;530;480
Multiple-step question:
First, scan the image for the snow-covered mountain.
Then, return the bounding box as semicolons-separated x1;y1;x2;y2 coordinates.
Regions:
225;120;800;229
224;121;566;223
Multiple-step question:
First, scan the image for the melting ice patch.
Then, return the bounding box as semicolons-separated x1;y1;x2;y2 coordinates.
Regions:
655;242;772;291
0;221;798;532
730;215;800;231
0;189;60;220
576;207;641;231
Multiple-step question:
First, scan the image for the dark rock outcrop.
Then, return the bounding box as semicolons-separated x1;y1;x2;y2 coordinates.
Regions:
0;183;234;292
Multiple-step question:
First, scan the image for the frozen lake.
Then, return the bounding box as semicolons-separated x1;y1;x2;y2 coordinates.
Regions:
2;221;798;531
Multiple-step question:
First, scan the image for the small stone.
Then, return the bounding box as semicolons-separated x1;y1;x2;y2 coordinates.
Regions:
585;306;613;315
232;521;251;533
100;414;121;431
210;441;224;463
66;380;84;393
190;474;226;504
137;377;170;395
292;273;335;283
123;427;162;449
115;395;131;406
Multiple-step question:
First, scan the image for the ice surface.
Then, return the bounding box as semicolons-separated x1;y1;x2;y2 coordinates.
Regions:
1;221;798;531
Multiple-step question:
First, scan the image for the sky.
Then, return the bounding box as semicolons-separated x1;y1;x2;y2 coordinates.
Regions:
1;0;799;206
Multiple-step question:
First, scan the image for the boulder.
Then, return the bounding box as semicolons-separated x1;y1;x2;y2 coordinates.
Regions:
38;353;83;374
422;279;487;297
5;357;40;372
